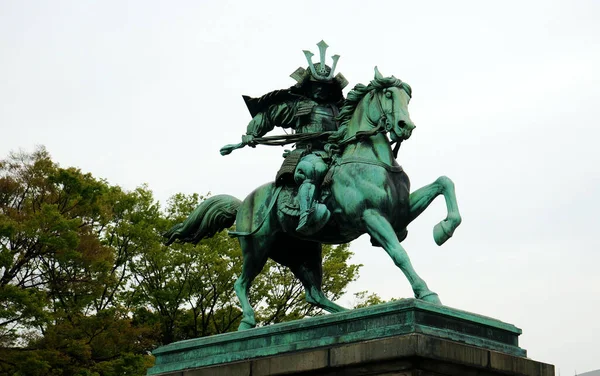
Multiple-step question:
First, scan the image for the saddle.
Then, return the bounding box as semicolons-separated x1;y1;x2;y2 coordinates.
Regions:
277;186;301;218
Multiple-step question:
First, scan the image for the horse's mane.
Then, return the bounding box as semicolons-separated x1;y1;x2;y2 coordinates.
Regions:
330;76;411;142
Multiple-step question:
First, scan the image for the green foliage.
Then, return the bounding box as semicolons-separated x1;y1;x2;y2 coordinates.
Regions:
352;290;387;309
0;147;156;375
0;148;369;375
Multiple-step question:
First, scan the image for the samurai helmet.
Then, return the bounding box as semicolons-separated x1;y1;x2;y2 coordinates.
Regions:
290;40;348;89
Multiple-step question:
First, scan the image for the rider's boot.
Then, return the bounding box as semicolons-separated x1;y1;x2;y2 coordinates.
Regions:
296;180;330;235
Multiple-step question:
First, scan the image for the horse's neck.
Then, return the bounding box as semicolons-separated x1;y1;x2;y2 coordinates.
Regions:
342;105;396;166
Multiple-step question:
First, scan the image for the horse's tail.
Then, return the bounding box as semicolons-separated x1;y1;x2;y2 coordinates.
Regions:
163;194;242;246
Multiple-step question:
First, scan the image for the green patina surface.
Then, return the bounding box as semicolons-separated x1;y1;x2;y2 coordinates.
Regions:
164;42;463;331
148;299;525;375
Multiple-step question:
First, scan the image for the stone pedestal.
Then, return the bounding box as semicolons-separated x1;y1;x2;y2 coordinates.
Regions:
147;299;554;376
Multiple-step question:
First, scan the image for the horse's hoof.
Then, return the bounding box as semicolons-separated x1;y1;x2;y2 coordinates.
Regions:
419;292;442;305
237;320;256;331
433;221;452;246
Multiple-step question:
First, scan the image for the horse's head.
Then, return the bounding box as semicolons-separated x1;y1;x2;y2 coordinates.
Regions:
365;67;416;142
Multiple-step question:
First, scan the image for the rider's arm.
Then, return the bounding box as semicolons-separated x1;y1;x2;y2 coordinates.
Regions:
245;112;273;138
244;102;295;145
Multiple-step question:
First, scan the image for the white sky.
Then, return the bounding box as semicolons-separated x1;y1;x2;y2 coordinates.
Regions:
1;0;599;374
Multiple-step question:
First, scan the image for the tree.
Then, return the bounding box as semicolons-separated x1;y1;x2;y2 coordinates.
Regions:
0;147;113;342
0;148;155;375
0;148;369;375
352;291;387;309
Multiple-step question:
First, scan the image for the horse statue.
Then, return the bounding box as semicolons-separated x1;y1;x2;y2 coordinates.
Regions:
163;68;462;330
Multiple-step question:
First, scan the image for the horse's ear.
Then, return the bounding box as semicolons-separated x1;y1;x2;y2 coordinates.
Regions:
374;66;383;80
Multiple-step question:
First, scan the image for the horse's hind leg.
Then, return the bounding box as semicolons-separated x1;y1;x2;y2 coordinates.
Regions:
273;238;347;314
293;247;347;314
364;209;441;304
234;235;271;330
300;270;347;314
407;176;462;246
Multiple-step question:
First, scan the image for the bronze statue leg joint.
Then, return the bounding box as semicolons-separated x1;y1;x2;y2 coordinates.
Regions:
363;209;441;304
408;176;462;246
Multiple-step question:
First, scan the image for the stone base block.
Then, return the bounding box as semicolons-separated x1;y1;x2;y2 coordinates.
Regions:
147;299;554;376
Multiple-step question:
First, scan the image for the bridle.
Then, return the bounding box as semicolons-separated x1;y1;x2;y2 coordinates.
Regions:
371;88;403;158
333;87;403;150
370;89;393;132
323;87;405;175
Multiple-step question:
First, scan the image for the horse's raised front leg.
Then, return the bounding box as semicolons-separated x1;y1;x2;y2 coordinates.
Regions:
408;176;462;246
363;209;441;304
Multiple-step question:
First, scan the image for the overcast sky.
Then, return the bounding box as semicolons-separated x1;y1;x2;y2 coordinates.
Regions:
1;0;599;374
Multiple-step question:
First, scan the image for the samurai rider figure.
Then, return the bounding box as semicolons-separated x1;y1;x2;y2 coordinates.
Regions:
240;41;348;235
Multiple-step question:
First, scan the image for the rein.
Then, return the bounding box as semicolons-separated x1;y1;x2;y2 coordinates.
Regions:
220;131;334;155
336;122;386;148
260;90;393;148
251;131;334;146
221;87;403;157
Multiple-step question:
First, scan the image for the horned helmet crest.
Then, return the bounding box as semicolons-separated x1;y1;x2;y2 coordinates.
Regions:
289;40;348;89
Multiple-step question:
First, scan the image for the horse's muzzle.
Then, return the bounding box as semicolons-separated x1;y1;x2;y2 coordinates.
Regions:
397;120;416;140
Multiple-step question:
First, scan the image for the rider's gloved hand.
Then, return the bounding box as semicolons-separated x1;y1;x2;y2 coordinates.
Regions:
242;134;257;147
